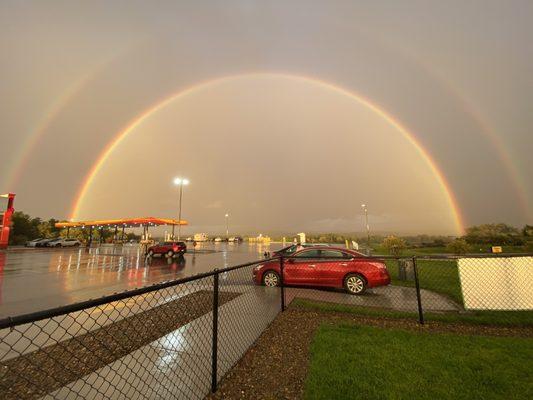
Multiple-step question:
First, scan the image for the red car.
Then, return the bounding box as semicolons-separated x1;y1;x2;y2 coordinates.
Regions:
147;241;187;258
252;247;390;295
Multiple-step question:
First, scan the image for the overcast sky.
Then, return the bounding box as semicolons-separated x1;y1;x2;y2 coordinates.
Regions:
0;0;531;235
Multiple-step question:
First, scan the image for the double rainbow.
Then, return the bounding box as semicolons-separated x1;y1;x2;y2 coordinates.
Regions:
67;73;466;233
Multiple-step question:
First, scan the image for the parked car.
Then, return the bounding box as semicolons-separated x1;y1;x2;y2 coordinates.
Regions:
146;241;187;258
253;246;390;295
47;238;81;247
37;238;60;247
25;238;44;247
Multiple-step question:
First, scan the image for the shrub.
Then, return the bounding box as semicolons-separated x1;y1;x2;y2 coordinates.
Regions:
382;236;407;256
446;238;471;254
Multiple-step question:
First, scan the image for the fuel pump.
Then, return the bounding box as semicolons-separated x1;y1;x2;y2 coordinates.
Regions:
0;193;15;249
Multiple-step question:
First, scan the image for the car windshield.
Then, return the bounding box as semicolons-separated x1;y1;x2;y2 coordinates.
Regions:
285;245;298;253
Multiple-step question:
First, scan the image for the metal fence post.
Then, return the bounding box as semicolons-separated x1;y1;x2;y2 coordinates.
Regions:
280;256;286;311
211;270;219;393
412;256;424;325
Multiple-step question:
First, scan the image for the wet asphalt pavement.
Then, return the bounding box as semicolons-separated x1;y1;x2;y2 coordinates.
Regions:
0;242;279;318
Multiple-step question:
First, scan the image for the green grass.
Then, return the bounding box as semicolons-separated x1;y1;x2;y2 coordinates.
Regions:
385;259;464;305
371;245;531;255
293;298;533;327
304;324;533;400
373;245;449;255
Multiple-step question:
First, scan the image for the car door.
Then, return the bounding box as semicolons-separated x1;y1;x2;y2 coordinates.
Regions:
316;250;353;285
284;249;321;285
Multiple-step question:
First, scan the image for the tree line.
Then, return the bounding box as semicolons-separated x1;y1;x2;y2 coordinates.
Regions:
6;211;533;254
7;211;139;245
283;223;533;255
382;223;533;255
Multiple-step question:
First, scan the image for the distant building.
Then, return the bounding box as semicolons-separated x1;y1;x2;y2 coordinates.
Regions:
194;233;209;242
248;234;271;244
296;232;306;243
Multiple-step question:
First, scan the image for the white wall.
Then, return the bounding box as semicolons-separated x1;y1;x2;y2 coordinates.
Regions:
458;257;533;310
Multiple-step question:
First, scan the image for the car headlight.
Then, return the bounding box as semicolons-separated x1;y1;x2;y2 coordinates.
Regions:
253;265;264;272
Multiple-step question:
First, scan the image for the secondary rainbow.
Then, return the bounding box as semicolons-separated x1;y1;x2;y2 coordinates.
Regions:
70;73;466;233
3;44;139;191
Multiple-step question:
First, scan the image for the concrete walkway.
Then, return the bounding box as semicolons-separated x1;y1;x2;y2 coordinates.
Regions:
286;285;461;312
38;283;460;399
42;286;281;400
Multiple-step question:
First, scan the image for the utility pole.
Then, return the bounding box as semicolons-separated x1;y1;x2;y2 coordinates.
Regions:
173;177;190;240
361;204;370;254
225;213;229;239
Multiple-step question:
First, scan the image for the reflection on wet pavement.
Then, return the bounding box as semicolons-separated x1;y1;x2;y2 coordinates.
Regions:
0;242;278;317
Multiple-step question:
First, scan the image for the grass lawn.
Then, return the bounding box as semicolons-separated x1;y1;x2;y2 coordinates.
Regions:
304;324;533;400
293;298;533;327
371;245;531;255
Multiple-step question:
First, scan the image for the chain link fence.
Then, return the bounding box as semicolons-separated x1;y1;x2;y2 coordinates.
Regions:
275;250;532;326
0;259;281;400
0;251;531;399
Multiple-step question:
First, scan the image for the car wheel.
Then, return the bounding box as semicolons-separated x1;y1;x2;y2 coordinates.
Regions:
147;250;154;257
344;273;366;295
166;250;174;258
262;271;280;287
55;244;62;248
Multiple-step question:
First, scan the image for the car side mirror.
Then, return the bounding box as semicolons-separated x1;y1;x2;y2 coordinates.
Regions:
286;258;295;264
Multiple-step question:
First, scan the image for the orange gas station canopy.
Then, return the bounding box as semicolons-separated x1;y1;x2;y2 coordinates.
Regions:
55;217;188;228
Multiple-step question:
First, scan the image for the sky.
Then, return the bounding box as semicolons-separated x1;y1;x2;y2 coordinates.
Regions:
0;0;531;235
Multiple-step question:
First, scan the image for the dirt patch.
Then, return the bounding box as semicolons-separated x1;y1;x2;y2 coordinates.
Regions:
206;305;533;400
0;290;240;400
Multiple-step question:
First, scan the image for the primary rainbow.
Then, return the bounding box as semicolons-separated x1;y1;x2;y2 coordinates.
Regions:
70;72;466;234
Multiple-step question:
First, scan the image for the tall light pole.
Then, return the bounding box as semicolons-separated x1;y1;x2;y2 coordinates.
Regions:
225;213;229;239
173;177;189;240
361;204;370;254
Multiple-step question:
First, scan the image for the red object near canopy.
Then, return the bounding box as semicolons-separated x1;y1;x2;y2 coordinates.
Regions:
0;193;16;250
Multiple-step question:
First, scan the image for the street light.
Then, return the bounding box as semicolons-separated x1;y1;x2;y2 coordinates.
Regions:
225;213;229;239
361;204;370;254
173;177;189;240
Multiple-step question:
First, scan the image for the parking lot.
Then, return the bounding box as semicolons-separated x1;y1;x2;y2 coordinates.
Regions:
0;242;276;317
